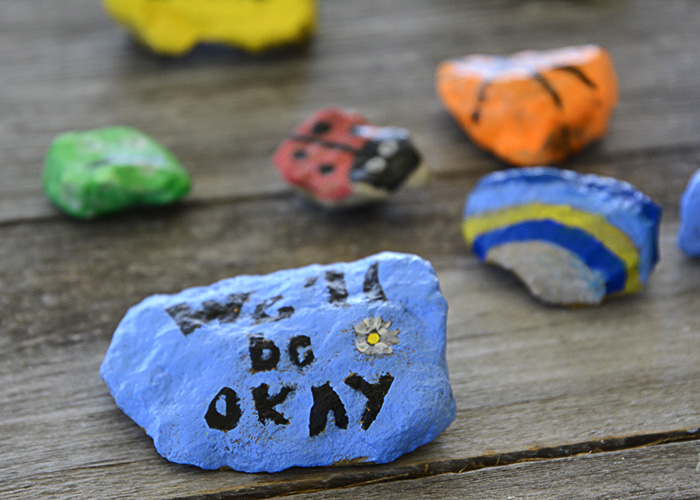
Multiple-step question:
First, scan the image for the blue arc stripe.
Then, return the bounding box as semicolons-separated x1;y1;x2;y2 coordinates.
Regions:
472;220;629;295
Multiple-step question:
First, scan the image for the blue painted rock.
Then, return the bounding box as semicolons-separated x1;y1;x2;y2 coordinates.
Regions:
678;169;700;256
463;167;661;306
100;252;455;472
273;108;428;208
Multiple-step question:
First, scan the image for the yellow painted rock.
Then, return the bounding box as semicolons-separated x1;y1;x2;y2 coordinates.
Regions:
103;0;316;56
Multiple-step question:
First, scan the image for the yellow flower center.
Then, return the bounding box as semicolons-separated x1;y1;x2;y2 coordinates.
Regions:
367;332;381;345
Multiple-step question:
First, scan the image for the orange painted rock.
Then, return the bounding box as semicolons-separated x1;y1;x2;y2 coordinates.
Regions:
436;45;618;166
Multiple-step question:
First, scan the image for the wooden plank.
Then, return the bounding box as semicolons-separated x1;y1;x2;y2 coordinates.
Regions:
3;0;700;223
2;149;700;499
284;441;700;500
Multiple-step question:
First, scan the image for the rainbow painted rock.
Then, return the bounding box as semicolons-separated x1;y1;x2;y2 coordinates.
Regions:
273;108;428;208
100;252;456;472
678;169;700;256
436;45;618;166
103;0;316;56
43;127;191;219
463;167;661;306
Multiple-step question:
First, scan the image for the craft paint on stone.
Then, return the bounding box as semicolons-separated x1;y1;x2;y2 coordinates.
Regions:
678;169;700;256
273;107;429;208
100;252;456;472
103;0;316;56
43;126;191;219
462;167;661;306
436;45;618;166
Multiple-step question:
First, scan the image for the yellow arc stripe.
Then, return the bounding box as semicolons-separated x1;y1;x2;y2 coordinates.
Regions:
462;203;641;294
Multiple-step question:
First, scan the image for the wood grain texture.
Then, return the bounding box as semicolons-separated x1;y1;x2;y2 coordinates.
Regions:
2;151;700;499
2;1;700;499
2;0;700;222
284;441;700;500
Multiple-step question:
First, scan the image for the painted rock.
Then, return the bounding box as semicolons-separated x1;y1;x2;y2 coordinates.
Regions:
678;169;700;256
273;108;428;208
43;127;191;219
436;45;618;166
463;167;661;306
100;252;456;472
103;0;316;56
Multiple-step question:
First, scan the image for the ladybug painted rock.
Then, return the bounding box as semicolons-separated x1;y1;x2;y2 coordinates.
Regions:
273;108;427;207
436;45;618;166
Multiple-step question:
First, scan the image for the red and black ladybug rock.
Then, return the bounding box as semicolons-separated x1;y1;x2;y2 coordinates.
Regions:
273;108;428;207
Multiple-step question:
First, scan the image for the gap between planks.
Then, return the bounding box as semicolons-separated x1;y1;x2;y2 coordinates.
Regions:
278;440;700;500
168;429;700;500
1;141;698;228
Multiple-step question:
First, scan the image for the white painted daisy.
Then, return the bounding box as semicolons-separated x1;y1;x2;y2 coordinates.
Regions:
354;317;399;355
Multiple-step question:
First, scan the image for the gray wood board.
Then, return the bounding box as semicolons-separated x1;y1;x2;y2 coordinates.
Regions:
3;0;700;222
2;150;700;498
284;441;700;500
3;0;700;498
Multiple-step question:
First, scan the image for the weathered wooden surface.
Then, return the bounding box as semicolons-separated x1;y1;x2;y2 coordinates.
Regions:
2;160;700;499
2;1;700;499
2;0;700;223
285;441;700;500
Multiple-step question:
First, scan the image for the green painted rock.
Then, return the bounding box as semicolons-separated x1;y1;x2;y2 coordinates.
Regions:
43;127;191;218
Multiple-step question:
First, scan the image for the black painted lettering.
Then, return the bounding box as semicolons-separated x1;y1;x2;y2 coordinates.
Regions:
325;271;348;304
166;293;250;335
309;382;348;437
344;373;394;430
288;335;314;368
252;384;294;425
249;335;280;372
362;262;387;302
202;293;250;323
166;303;199;335
304;276;319;288
252;295;295;323
205;387;242;431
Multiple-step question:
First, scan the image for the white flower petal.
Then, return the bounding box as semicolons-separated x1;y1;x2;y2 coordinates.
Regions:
356;339;371;352
354;322;371;335
371;342;393;355
354;317;400;355
367;317;382;330
382;329;400;345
